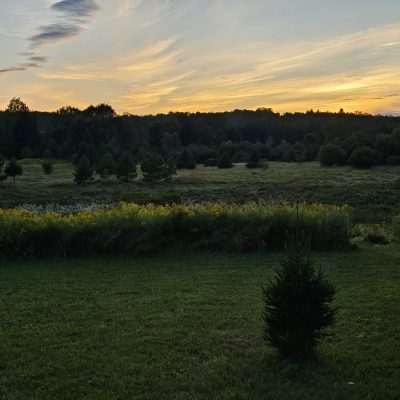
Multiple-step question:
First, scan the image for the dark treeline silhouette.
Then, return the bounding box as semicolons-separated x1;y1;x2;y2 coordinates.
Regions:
1;98;400;169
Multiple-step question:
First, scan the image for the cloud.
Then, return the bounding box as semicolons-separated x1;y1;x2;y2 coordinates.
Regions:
51;0;99;19
0;0;99;75
30;23;81;47
0;66;26;74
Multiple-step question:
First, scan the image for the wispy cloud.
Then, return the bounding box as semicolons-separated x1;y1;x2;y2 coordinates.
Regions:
0;0;99;74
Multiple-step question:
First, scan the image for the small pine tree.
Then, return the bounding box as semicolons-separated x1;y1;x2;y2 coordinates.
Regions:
141;152;174;182
4;158;23;184
73;155;94;185
246;150;260;169
177;149;196;170
263;225;336;360
218;151;233;169
97;152;115;180
41;159;54;175
115;152;137;182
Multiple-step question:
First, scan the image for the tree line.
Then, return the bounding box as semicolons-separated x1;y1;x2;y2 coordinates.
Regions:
1;97;400;177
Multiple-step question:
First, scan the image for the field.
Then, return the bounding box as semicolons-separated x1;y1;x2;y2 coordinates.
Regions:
1;245;399;399
1;159;400;222
1;158;399;399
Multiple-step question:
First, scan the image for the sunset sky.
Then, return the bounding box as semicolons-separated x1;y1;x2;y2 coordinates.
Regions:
1;0;400;115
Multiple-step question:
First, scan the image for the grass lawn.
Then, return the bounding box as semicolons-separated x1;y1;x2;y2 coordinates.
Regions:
1;160;400;222
1;245;399;399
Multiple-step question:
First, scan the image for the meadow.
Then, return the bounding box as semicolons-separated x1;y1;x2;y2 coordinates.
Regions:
1;159;399;399
1;159;400;222
1;245;399;399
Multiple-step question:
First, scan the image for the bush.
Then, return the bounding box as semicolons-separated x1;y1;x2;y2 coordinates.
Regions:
263;231;337;359
74;155;94;184
141;152;175;182
218;152;233;169
4;158;23;184
41;159;54;175
0;203;352;258
319;144;346;167
97;152;115;179
246;151;261;169
177;149;196;170
348;146;377;169
115;152;137;182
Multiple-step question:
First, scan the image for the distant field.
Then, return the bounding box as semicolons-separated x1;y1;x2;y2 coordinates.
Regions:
1;245;399;399
1;159;400;222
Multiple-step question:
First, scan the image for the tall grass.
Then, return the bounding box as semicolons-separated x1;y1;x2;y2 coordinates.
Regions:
0;202;352;258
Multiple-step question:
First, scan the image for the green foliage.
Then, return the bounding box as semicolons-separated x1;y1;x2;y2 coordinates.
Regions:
6;97;29;113
178;149;196;170
116;152;137;182
319;144;346;167
352;224;390;245
41;159;54;175
263;231;337;359
4;158;23;183
349;146;377;169
96;151;115;179
73;155;94;185
218;151;233;169
0;203;352;258
246;151;261;169
141;152;174;182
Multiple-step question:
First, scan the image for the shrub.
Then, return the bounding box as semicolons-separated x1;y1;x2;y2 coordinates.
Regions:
0;203;352;258
4;158;23;184
263;231;337;359
141;152;174;182
74;155;94;184
348;146;377;169
218;152;233;169
97;152;115;179
41;159;54;175
177;149;196;170
115;152;137;182
319;144;346;167
246;151;261;169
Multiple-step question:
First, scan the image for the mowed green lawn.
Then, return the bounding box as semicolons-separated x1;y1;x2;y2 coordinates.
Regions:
1;159;400;221
1;246;399;399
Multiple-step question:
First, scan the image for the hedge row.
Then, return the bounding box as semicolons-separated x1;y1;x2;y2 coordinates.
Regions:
0;202;352;258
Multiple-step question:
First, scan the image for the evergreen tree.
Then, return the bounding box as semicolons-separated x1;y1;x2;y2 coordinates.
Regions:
217;151;233;169
41;159;54;175
246;150;261;169
263;227;336;360
115;152;137;182
177;149;196;169
96;151;115;180
73;155;94;184
4;158;23;184
141;152;174;182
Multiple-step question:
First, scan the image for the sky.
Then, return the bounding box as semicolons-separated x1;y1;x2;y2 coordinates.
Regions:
1;0;400;115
